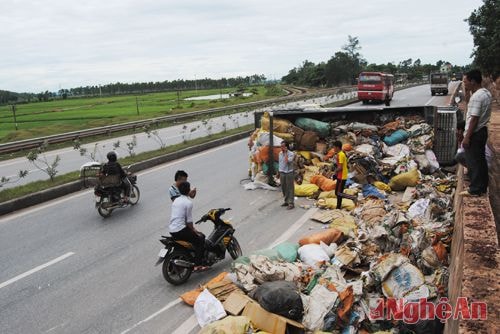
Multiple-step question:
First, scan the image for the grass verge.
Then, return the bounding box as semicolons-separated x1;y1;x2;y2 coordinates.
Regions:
0;125;253;203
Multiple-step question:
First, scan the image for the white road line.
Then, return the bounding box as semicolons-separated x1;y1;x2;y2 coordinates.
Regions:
123;207;318;334
424;96;435;106
0;252;75;290
269;207;318;249
120;298;182;334
0;139;245;223
171;314;198;334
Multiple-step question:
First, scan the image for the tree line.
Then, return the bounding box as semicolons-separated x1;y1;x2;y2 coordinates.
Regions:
281;36;469;87
283;0;498;87
1;74;267;105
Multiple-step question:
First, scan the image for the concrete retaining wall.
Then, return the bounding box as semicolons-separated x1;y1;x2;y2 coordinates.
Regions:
444;88;499;333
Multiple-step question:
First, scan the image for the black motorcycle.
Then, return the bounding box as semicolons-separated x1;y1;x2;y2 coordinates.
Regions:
80;162;140;218
156;208;242;285
93;172;140;217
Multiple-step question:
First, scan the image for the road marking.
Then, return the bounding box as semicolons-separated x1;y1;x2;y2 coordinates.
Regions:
120;298;182;334
122;207;318;334
269;207;318;248
171;314;198;334
0;139;245;223
424;96;435;106
0;252;74;290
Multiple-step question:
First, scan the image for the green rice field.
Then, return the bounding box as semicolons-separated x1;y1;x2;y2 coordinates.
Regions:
0;86;278;143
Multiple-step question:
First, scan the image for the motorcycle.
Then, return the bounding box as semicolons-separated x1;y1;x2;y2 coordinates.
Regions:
80;162;140;218
156;208;242;285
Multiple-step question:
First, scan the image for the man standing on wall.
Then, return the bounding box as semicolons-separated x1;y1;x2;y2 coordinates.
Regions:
277;141;295;210
460;69;492;196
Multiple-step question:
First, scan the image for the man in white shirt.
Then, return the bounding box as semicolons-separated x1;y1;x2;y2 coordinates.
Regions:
169;181;206;270
277;141;295;209
460;69;492;196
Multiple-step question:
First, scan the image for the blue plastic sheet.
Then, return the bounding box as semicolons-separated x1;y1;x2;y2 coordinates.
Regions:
362;184;386;199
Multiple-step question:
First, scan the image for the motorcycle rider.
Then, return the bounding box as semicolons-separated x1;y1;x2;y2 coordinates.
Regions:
169;170;196;202
168;181;207;271
101;151;131;203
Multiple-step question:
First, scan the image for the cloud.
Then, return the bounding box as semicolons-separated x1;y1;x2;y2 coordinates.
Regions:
0;0;483;92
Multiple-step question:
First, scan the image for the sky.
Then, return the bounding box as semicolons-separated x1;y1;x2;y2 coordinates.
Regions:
0;0;484;93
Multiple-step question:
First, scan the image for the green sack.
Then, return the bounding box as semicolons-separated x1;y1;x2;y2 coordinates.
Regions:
273;242;300;262
295;117;330;138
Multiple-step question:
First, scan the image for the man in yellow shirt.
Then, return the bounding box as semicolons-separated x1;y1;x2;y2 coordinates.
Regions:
332;141;348;209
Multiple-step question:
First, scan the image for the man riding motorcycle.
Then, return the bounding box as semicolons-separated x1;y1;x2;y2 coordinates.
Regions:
168;181;207;271
101;151;131;203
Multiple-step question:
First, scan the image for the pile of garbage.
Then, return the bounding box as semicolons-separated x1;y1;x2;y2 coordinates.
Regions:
182;112;455;333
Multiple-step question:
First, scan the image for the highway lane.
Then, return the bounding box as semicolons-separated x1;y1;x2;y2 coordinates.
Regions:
0;138;317;334
349;82;459;107
2;95;362;189
0;83;459;333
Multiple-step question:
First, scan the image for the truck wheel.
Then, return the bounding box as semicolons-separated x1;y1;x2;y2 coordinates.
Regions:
444;90;448;95
431;91;435;96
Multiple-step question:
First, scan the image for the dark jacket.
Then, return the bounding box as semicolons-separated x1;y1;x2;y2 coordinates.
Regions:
102;161;126;178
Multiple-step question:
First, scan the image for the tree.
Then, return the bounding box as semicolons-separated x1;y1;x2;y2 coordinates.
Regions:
325;52;354;86
467;0;500;75
26;141;60;181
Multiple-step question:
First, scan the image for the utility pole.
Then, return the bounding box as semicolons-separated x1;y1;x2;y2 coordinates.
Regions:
135;97;139;115
12;105;18;131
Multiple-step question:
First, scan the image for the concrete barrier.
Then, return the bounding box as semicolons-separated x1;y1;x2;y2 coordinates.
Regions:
0;130;251;216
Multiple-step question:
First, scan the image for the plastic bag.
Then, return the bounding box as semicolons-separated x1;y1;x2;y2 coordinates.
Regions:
260;112;293;133
408;198;430;219
295;117;330;138
199;316;251;334
299;131;320;151
310;175;337;191
194;289;227;327
383;129;409;146
316;197;356;210
250;281;304;321
295;183;319;197
273;242;300;262
302;284;338;331
299;228;343;246
373;181;391;192
298;244;330;268
388;168;419;191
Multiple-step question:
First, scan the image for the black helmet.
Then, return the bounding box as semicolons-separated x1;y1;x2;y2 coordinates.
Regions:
107;151;117;162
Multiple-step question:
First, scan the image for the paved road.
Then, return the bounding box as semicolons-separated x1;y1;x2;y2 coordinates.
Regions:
0;83;458;334
0;83;440;189
0;90;360;189
349;82;459;108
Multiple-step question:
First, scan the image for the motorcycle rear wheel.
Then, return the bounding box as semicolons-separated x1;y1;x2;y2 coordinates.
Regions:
162;250;193;285
128;185;140;205
97;202;113;218
227;237;242;260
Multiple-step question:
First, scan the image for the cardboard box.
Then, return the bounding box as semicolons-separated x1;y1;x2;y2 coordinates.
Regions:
222;291;253;316
242;300;305;334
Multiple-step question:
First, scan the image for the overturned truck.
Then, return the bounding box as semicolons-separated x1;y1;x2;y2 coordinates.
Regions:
238;105;468;333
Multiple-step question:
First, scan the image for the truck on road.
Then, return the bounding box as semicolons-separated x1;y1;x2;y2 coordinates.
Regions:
430;72;449;96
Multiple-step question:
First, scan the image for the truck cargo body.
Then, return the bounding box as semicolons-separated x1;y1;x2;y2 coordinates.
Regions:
430;73;449;96
254;105;458;166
